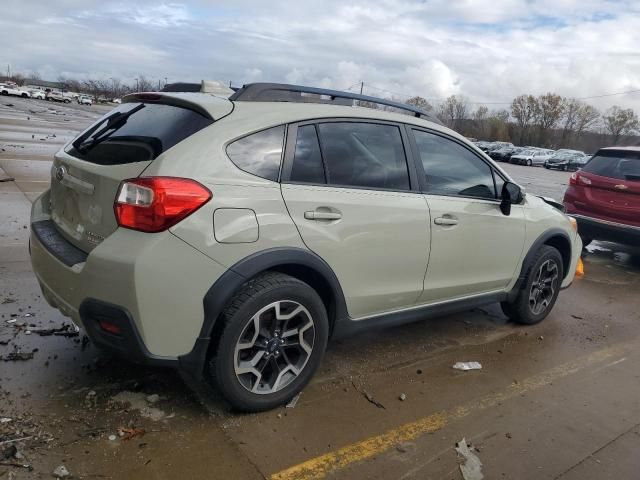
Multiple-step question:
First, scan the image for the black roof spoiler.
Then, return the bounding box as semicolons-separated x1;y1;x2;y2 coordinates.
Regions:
229;83;442;124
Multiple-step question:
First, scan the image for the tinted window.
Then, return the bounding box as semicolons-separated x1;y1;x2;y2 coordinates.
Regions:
66;102;213;165
317;123;410;190
227;126;285;181
290;125;325;184
413;130;497;199
582;151;640;181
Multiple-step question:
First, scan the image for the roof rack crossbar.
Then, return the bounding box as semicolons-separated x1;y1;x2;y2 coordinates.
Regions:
229;83;441;124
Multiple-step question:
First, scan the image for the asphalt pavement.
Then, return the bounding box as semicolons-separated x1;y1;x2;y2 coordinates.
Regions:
1;97;639;479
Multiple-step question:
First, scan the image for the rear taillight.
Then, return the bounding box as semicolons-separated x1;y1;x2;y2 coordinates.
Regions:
114;177;211;233
569;173;591;186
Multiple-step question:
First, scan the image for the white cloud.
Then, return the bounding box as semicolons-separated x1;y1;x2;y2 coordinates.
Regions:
3;0;640;112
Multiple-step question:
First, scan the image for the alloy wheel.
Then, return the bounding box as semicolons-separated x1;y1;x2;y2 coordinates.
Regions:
529;259;559;315
234;300;315;394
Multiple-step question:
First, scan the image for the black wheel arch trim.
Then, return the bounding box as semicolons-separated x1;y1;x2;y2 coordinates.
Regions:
507;228;572;301
178;247;349;379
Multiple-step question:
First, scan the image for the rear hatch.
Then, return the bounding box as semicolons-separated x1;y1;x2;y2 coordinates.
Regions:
576;150;640;226
49;94;231;252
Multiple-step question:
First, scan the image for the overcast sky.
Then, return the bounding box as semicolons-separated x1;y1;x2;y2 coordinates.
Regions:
2;0;640;111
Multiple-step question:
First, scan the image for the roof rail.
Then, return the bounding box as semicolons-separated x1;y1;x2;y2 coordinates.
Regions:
229;83;442;124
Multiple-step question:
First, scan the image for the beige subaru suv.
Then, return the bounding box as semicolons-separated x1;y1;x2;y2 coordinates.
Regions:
30;83;582;411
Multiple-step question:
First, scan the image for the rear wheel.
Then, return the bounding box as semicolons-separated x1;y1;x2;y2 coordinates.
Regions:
527;159;533;166
501;246;563;325
209;272;329;412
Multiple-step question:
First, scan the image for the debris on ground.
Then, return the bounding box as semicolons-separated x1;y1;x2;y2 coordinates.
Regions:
399;393;407;401
286;393;301;408
571;315;584;319
1;445;17;460
538;336;544;340
0;418;12;424
52;465;70;478
455;438;484;480
29;325;79;337
1;351;34;362
1;298;16;304
117;427;146;441
84;390;98;409
453;362;482;371
0;177;15;183
108;435;117;441
110;391;166;421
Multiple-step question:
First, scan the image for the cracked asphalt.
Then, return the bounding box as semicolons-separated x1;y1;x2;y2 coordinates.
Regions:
1;97;639;479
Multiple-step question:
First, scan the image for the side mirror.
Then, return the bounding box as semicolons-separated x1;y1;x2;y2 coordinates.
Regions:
500;182;523;216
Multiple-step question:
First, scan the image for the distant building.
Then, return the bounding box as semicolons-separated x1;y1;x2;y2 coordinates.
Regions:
23;79;65;92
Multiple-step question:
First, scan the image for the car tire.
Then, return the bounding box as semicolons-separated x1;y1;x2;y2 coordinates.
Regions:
562;165;567;171
501;245;564;325
209;272;329;412
64;99;70;103
527;159;533;166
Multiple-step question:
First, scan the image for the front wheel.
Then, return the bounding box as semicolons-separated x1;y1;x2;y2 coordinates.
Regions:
209;272;329;412
502;245;563;325
527;159;533;166
64;99;70;103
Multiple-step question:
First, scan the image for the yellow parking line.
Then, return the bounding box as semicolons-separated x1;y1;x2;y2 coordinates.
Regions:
271;342;631;480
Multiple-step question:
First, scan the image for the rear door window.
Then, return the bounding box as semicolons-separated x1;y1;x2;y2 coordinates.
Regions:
290;125;326;184
226;126;285;181
66;102;213;165
315;122;410;190
582;151;640;181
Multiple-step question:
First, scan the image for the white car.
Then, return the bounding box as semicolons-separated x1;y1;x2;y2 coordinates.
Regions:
30;90;46;100
511;149;554;166
78;96;92;106
0;84;30;98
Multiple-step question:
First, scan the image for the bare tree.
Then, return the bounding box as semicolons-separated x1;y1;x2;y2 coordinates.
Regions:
535;93;565;146
406;96;432;112
602;106;639;144
574;104;600;137
438;95;469;131
511;95;538;144
137;75;154;92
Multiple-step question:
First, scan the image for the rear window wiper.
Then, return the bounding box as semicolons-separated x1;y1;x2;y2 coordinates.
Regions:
73;104;145;154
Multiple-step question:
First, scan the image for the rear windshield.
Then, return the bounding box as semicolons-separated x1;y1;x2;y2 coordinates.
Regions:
582;150;640;181
66;102;213;165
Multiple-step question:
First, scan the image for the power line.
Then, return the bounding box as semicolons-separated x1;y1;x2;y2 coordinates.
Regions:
349;83;640;106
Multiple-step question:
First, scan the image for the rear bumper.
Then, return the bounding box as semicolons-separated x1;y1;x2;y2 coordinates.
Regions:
29;190;228;362
569;214;640;245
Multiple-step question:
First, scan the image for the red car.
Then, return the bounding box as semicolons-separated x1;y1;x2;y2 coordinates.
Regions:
563;147;640;247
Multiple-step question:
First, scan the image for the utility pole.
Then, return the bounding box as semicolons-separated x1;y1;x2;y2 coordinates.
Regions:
135;78;139;92
360;81;364;95
164;77;168;87
6;64;10;80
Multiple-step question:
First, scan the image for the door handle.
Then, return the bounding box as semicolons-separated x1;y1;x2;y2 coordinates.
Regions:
434;217;458;226
304;210;342;221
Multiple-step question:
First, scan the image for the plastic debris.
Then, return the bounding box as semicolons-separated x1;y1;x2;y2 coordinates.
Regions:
146;394;160;404
455;438;484;480
286;393;301;408
108;435;117;441
0;418;12;424
399;393;407;401
52;465;70;478
453;362;482;371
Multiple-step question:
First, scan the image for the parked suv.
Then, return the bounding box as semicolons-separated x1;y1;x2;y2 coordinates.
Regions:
564;147;640;246
30;83;582;411
46;91;70;103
